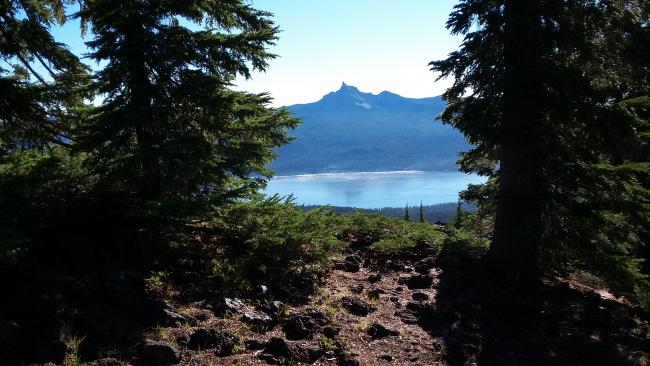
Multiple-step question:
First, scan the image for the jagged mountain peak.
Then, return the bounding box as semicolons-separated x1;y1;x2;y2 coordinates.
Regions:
270;85;469;175
338;81;360;93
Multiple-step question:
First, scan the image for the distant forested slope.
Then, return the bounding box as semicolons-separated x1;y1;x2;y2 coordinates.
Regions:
270;83;470;174
302;202;475;223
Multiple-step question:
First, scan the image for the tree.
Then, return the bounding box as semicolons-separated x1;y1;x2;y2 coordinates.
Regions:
0;0;88;152
404;204;410;221
454;200;463;228
431;0;547;287
74;0;298;226
431;0;650;293
0;0;90;268
419;201;425;223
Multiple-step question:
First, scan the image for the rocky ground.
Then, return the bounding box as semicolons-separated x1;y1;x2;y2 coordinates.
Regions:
41;242;647;366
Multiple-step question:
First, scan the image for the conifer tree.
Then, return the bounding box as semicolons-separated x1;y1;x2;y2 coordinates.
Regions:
431;0;650;292
75;0;298;223
0;0;88;152
404;204;410;221
419;201;425;223
454;200;463;228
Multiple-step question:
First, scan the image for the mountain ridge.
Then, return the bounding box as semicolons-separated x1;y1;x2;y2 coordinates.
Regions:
270;83;469;175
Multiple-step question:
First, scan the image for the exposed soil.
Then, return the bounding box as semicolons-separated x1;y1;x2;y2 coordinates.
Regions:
83;243;650;365
24;245;650;366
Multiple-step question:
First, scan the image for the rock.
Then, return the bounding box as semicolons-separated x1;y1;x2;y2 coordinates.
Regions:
367;288;385;301
342;255;363;272
258;353;278;364
394;309;419;324
216;332;239;357
367;323;399;339
412;292;429;301
137;339;180;365
241;310;273;330
31;339;68;364
283;313;316;340
188;328;218;349
338;353;360;366
193;309;210;322
368;273;382;283
305;308;329;325
293;272;319;293
349;284;364;294
221;297;246;314
414;257;436;274
344;261;360;273
161;308;196;327
334;261;347;271
264;337;323;364
181;283;202;301
245;339;266;350
87;358;122;366
346;255;363;264
257;300;285;321
265;337;292;359
0;319;20;354
398;274;434;289
256;285;269;298
406;300;434;312
175;334;190;346
405;300;422;311
188;328;239;356
386;260;406;272
340;296;376;316
322;325;340;338
27;318;68;364
289;344;325;364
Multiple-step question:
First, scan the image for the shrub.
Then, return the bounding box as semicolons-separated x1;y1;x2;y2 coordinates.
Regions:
441;228;490;258
209;196;345;292
333;211;446;253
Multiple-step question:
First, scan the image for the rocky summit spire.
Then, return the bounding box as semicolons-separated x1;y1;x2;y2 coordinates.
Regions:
338;82;359;93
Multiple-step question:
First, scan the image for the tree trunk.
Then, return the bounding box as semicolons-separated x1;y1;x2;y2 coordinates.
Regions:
124;18;162;200
486;0;545;290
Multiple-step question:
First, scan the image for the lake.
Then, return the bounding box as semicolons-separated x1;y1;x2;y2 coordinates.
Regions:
264;171;486;208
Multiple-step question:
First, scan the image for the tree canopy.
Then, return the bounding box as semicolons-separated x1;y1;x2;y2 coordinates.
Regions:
432;0;650;297
0;0;89;152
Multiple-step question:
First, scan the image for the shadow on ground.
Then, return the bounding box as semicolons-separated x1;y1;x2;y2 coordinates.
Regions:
418;255;650;366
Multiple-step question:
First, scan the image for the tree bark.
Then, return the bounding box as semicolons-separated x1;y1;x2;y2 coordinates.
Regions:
486;0;546;290
124;17;162;200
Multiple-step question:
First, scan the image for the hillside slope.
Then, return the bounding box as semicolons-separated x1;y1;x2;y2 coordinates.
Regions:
270;83;470;174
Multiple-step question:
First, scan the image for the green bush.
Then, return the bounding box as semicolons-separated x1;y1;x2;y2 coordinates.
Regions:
333;211;446;253
335;210;398;245
0;148;92;267
441;228;490;258
209;196;345;292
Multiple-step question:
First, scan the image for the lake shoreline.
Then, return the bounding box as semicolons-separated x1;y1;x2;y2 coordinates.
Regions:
265;170;486;209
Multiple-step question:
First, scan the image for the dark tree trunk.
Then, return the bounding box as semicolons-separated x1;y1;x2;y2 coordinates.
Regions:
486;0;546;290
124;18;162;200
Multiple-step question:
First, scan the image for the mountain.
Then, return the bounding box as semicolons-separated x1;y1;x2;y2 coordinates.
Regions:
270;82;470;174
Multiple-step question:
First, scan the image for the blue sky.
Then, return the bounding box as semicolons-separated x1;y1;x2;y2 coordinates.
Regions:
52;0;461;106
236;0;461;106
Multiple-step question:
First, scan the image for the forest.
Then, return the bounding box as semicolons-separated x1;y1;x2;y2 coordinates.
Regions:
0;0;649;365
301;202;470;224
